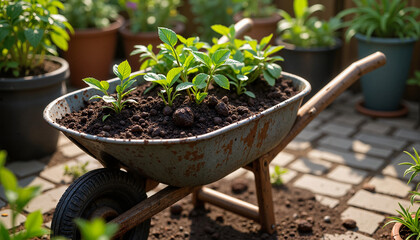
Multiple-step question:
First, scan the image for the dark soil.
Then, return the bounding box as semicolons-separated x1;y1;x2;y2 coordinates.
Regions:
0;60;61;78
147;177;351;240
58;77;300;139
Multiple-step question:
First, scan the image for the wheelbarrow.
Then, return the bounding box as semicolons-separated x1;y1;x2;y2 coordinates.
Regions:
43;18;386;239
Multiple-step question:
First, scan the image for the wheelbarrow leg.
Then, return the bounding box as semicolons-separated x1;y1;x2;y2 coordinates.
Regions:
252;157;276;234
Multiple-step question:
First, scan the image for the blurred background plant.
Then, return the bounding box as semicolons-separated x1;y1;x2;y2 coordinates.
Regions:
188;0;241;41
239;0;277;18
61;0;119;29
118;0;185;33
278;0;342;48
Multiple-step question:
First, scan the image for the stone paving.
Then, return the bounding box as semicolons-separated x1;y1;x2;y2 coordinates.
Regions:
0;90;419;240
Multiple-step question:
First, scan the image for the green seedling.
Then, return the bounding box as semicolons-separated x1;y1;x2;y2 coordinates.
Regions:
189;48;237;103
83;60;141;121
144;67;193;106
242;34;284;86
227;64;257;98
384;203;420;240
270;165;288;186
211;24;246;52
0;150;49;240
400;148;420;205
64;162;89;181
75;218;119;240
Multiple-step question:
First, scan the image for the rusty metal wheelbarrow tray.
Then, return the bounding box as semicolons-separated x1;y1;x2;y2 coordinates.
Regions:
44;73;311;187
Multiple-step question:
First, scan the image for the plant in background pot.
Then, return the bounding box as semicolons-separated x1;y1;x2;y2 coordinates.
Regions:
235;0;281;42
384;148;420;240
0;0;71;161
338;0;420;117
118;0;185;70
61;0;123;88
277;0;343;100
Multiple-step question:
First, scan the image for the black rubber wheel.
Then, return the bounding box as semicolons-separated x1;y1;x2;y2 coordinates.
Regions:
51;168;150;239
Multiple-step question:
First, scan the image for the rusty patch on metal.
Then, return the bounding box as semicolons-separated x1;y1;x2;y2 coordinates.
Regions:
222;139;233;156
183;150;204;162
240;121;258;148
256;121;270;148
184;162;205;177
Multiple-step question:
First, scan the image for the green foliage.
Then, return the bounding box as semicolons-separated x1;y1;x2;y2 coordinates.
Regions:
64;162;89;180
118;0;185;33
131;24;284;105
75;218;119;240
278;0;342;48
144;67;193;106
239;0;277;19
270;165;288;186
0;0;73;77
0;150;49;239
83;60;142;120
408;71;420;87
62;0;119;29
384;148;420;238
338;0;420;41
189;0;241;41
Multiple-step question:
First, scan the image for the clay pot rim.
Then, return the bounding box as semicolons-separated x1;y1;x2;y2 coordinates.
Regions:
71;15;124;36
355;101;408;118
118;21;185;38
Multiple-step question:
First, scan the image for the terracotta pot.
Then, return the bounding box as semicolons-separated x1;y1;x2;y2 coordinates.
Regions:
235;14;281;43
0;56;69;161
63;16;124;88
119;22;185;71
392;221;411;240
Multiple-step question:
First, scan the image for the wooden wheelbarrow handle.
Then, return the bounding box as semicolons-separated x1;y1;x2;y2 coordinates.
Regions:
260;51;387;163
218;18;253;44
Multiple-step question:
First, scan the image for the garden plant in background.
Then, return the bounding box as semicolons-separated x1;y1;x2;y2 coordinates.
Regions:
239;0;276;19
384;148;420;240
64;162;89;181
338;0;420;115
119;0;184;33
270;166;288;186
0;0;72;77
278;0;342;48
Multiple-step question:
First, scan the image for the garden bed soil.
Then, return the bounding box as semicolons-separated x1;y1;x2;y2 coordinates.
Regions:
58;77;299;139
0;60;61;78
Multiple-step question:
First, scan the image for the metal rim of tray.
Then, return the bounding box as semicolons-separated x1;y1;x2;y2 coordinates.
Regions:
44;72;311;145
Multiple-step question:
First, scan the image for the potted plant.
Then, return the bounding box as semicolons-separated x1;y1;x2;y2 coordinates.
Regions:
0;0;72;161
338;0;420;117
118;0;186;70
61;0;123;88
277;0;343;100
235;0;281;42
384;148;420;240
188;0;240;42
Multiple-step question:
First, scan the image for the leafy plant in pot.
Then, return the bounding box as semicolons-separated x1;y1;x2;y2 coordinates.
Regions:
118;0;186;70
338;0;420;117
384;148;420;240
0;0;72;161
234;0;281;42
277;0;343;101
61;0;123;88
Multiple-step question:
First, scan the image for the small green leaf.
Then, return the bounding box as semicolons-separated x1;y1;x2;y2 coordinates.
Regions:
100;81;109;91
244;91;256;98
25;210;44;234
51;32;68;51
237;74;248;81
102;114;111;122
0;223;10;240
193;73;208;89
144;73;165;82
190;51;212;68
158;27;177;47
211;24;230;36
212;49;230;66
83;77;103;91
118;60;131;80
0;168;17;192
213;74;230;90
176;82;194;92
166;67;183;87
103;95;116;103
89;95;102;101
263;70;276;86
0;27;10;43
265;63;282;79
265;46;285;57
260;34;273;49
196;92;208;103
294;0;308;19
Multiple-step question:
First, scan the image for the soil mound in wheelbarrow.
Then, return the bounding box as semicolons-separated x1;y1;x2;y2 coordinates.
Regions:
58;77;300;139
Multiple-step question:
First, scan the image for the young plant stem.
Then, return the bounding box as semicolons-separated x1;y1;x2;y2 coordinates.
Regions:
171;45;194;101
